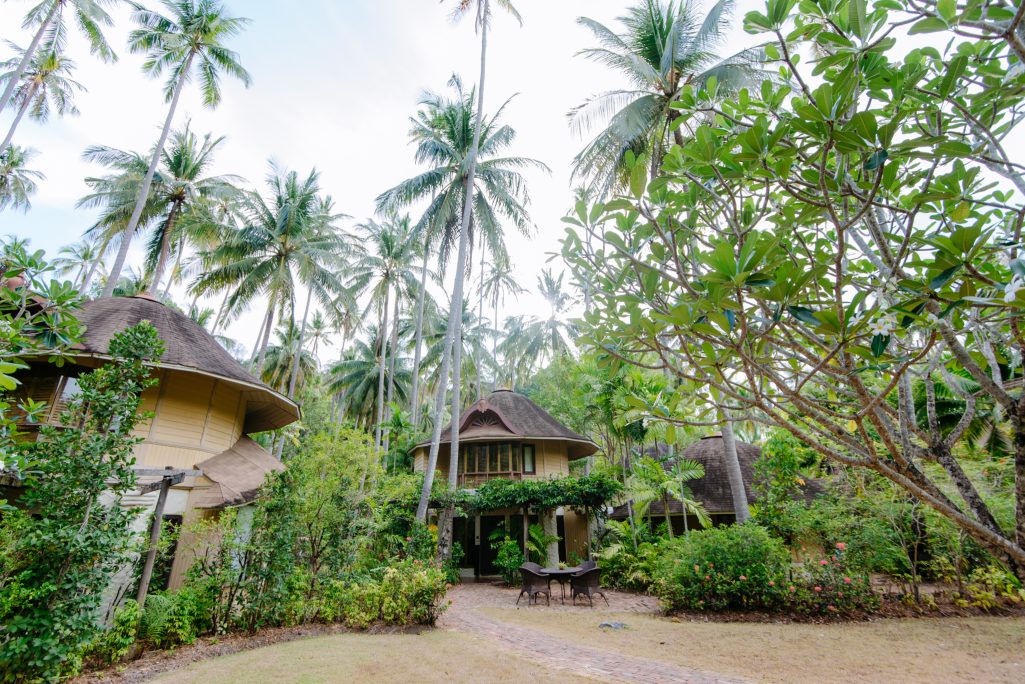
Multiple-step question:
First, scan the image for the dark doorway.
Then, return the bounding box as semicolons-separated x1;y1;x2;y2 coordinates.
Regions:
478;515;506;576
453;516;477;570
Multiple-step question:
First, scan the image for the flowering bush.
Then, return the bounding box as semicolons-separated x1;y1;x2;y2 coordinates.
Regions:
652;525;790;611
785;543;878;615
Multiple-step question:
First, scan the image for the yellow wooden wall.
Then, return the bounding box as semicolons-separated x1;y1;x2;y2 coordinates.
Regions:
412;440;572;481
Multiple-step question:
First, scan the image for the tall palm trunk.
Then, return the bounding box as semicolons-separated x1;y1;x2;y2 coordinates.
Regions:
384;291;400;455
414;298;455;522
374;287;389;453
476;244;485;400
492;291;499;391
719;408;750;522
254;304;274;372
0;2;57;151
81;240;108;294
287;287;314;399
212;289;231;333
161;243;183;299
437;0;491;563
102;51;196;297
409;252;429;426
0;83;37;153
149;200;182;293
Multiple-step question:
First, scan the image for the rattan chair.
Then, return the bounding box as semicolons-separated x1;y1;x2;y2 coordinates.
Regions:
516;563;552;606
569;567;608;607
579;559;597;571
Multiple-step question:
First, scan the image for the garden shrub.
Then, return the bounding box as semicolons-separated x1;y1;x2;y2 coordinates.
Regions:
493;537;524;585
652;524;790;611
322;559;448;628
595;541;663;592
139;589;204;648
83;600;141;667
785;543;878;615
953;566;1025;611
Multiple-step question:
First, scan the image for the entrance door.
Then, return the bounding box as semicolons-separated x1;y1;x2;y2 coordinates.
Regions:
453;516;477;571
477;515;506;576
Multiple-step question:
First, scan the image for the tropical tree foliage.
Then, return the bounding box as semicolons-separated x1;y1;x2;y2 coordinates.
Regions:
562;0;1025;577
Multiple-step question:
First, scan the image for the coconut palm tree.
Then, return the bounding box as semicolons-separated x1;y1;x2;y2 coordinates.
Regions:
261;321;318;394
328;326;411;430
0;44;85;152
0;145;44;212
0;0;120;145
481;253;523;390
500;269;575;378
102;0;252;297
347;215;419;452
192;164;346;375
570;0;769;195
54;239;105;291
80;124;242;294
627;455;710;538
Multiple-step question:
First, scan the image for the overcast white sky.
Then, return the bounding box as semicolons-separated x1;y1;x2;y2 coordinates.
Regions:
0;0;759;362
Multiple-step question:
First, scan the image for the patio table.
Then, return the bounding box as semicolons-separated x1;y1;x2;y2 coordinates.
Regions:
541;566;582;603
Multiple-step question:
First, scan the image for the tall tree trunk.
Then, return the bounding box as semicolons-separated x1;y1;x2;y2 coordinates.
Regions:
719;409;750;523
374;288;389;453
414;330;453;522
212;289;231;333
542;509;560;567
81;240;107;294
662;491;674;539
0;84;36;153
254;304;274;373
102;51;196;297
161;239;185;299
384;291;400;455
410;252;429;426
287;287;314;399
476;242;485;400
149;200;182;293
0;1;57;147
437;0;491;563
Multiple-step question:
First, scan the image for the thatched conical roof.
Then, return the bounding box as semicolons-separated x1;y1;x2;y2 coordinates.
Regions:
415;389;598;459
69;295;298;432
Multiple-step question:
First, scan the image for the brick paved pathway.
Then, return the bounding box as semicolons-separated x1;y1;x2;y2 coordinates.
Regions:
441;583;752;684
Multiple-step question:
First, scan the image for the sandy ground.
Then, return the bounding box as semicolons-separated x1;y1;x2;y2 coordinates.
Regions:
480;607;1025;684
148;630;594;684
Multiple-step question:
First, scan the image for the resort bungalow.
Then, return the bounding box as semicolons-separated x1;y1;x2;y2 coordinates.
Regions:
11;294;300;590
609;434;822;533
411;389;598;577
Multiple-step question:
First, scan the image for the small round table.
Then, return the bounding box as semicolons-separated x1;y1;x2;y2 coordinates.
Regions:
542;566;582;603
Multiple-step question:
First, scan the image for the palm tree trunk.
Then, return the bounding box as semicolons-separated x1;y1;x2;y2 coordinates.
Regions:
719;409;750;523
212;289;231;333
0;85;37;153
161;239;185;299
662;491;674;539
437;0;491;563
102;51;196;297
81;240;107;294
476;244;485;400
0;2;57;148
149;200;182;293
492;292;499;391
254;304;274;373
409;252;429;426
374;288;389;453
414;325;454;522
384;291;400;454
287;287;314;399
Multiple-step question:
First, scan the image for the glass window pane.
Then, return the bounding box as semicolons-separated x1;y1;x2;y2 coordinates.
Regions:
523;445;535;473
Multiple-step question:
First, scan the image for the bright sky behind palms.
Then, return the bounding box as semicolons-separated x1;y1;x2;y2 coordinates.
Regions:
0;0;756;359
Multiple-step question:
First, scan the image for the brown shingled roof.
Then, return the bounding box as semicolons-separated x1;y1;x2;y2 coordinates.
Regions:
611;435;824;517
415;389;598;459
70;296;298;432
191;437;284;509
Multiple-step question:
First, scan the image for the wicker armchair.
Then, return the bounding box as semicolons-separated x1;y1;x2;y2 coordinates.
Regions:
569;567;608;607
516;563;552;606
579;559;597;571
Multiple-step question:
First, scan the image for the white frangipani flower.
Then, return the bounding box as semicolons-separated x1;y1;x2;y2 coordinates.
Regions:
868;316;896;336
1004;277;1023;303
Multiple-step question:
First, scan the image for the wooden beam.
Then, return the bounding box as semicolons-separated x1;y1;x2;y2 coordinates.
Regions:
136;468;176;607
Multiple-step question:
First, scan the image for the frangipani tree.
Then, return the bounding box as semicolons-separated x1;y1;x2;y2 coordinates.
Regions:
562;0;1025;578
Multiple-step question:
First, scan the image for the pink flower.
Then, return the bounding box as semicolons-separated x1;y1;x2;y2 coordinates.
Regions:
789;585;796;593
820;559;829;566
739;575;747;581
838;591;844;597
694;564;700;572
814;586;822;592
831;555;838;562
705;575;711;580
835;542;847;551
843;577;852;584
768;580;775;587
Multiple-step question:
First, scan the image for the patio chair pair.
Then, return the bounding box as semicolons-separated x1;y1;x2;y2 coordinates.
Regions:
515;561;608;607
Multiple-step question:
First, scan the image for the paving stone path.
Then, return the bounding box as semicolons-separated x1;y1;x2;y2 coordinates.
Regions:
441;583;752;684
